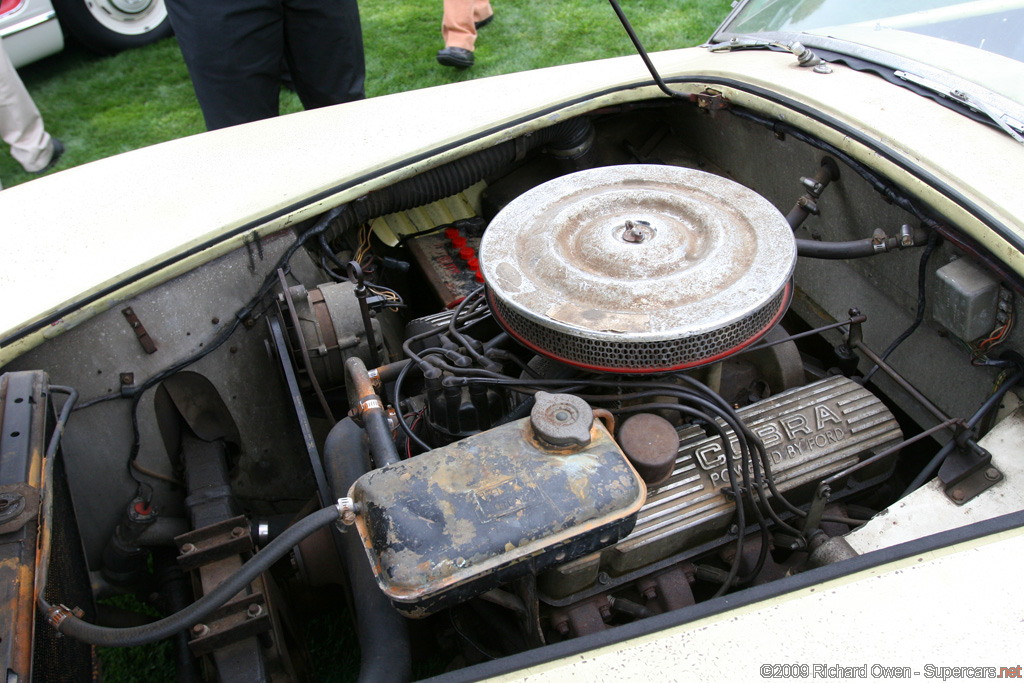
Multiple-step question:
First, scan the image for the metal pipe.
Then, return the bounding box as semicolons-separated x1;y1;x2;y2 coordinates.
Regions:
345;357;401;468
903;370;1023;496
786;159;839;230
852;338;957;430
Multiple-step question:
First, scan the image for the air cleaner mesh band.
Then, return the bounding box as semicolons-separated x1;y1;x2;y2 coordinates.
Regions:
488;283;791;374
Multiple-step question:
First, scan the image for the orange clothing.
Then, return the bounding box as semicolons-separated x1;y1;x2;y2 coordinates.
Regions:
442;0;493;51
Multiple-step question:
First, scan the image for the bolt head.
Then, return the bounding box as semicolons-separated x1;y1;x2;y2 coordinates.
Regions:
985;468;1000;481
181;543;197;554
246;604;263;618
231;526;245;539
192;623;209;637
951;488;965;502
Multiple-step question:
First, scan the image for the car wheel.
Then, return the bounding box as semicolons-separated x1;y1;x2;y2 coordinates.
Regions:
51;0;172;54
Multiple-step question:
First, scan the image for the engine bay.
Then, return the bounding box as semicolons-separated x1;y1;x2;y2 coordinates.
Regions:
3;93;1022;681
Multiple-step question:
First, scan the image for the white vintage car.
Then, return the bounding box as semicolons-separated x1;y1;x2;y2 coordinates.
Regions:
0;0;168;67
1;1;1022;681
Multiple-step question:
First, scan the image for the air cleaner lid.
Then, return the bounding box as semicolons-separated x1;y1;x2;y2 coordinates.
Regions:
479;165;796;372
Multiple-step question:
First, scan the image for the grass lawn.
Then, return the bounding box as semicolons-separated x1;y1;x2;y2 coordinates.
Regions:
1;0;729;189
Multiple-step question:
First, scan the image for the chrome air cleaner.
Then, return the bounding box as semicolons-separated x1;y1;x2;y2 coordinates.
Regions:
479;165;796;373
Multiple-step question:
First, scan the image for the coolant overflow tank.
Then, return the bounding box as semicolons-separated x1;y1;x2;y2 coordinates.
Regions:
348;397;646;617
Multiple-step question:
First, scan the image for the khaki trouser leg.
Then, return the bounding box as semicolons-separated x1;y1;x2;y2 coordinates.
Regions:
0;37;54;175
442;0;492;51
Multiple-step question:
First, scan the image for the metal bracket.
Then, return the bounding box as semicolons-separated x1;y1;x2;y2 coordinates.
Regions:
174;515;254;570
692;89;728;111
121;307;157;354
939;440;1002;505
188;592;272;656
0;484;40;535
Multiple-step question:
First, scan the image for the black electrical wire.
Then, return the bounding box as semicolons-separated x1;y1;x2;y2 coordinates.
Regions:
449;287;490;367
119;205;348;499
729;108;944;234
45;505;341;647
392;359;432;453
36;386;78;618
457;373;806;536
863;230;941;383
609;402;747;596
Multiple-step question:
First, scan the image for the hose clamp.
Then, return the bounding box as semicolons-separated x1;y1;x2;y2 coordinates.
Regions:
46;604;82;629
359;398;383;414
336;498;358;526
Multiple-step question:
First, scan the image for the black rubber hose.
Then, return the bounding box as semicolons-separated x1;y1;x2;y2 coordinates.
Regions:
49;505;340;647
796;238;881;259
364;408;402;468
324;418;412;683
330;118;593;233
153;549;202;683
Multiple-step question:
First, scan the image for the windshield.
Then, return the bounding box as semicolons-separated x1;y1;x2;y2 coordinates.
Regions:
720;0;1023;63
712;0;1024;125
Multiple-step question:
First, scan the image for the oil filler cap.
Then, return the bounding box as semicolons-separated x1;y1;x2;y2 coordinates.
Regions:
531;392;593;447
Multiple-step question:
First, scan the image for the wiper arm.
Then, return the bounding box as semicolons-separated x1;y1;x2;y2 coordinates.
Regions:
706;36;790;53
708;36;834;72
895;69;1024;145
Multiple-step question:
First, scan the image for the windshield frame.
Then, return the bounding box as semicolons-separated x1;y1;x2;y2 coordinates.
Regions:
707;1;1024;143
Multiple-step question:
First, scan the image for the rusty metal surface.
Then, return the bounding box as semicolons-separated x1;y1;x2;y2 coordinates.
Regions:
350;414;646;617
636;566;695;613
616;413;680;487
551;597;611;638
480;165;795;371
531;392;594;447
0;483;39;535
121;306;158;354
0;371;47;682
543;375;903;597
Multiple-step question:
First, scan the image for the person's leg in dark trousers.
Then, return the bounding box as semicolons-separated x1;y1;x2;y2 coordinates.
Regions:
282;0;366;110
165;0;284;130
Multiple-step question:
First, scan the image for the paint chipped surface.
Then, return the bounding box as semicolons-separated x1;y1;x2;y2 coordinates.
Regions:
350;416;646;615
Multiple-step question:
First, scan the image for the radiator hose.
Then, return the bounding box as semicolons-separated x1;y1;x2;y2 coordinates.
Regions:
41;504;343;647
323;418;413;683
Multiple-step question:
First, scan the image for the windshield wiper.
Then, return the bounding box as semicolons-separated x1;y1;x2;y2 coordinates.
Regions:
706;36;789;52
894;69;1024;145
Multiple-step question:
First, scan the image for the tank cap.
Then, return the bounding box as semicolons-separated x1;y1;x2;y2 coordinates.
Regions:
531;392;593;447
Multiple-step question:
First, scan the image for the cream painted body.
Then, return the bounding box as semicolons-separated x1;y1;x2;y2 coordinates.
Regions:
491;527;1024;683
2;48;1024;365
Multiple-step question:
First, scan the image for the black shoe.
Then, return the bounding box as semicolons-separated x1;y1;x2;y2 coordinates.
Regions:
33;138;64;174
475;15;493;29
437;46;474;68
